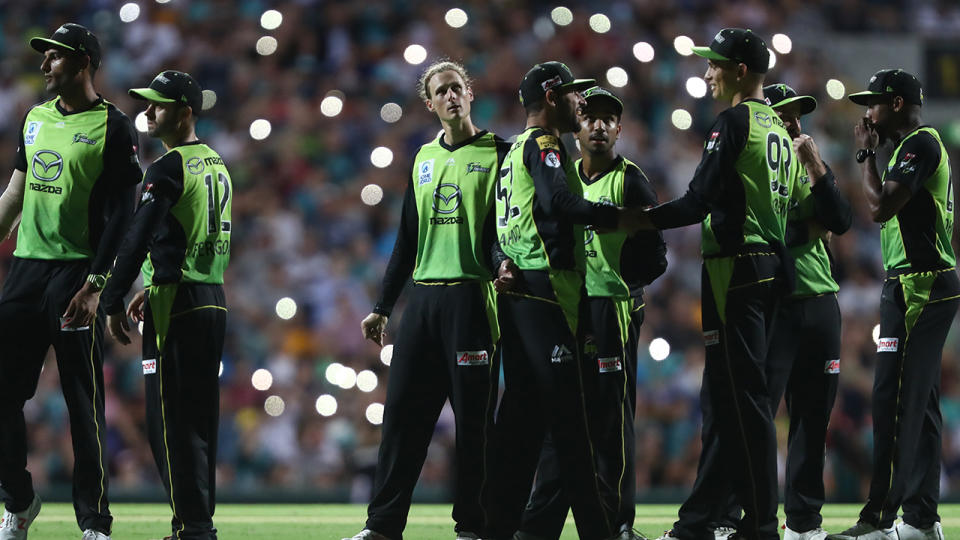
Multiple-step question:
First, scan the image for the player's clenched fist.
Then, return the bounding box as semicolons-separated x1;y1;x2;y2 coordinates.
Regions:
361;313;388;347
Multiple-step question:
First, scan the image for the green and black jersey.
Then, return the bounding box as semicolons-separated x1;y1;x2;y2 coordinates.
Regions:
578;156;667;299
784;163;852;296
15;97;142;273
647;99;796;256
374;130;509;316
880;127;955;273
101;141;232;315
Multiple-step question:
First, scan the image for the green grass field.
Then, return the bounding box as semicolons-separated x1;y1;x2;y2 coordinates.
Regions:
18;503;960;539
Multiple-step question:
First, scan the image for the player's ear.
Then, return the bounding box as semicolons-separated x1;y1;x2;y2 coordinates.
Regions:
891;95;904;113
545;88;557;108
737;63;748;79
424;97;435;112
465;86;474;102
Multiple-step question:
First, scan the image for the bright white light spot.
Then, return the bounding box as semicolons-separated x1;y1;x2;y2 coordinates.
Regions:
336;366;357;390
767;49;777;70
445;8;468;28
673;35;694;56
260;9;283;30
380;344;394;366
380;103;403;123
316;394;337;416
119;3;140;23
532;17;556;41
371;146;394;168
366;403;385;425
201;90;217;111
826;79;846;100
219;362;224;378
256;36;278;56
156;0;171;3
320;95;344;117
135;112;148;133
325;363;344;385
356;370;378;392
649;337;671;361
264;395;285;416
606;66;628;88
633;42;655;63
275;297;297;320
772;33;792;54
671;109;693;130
589;13;611;33
361;184;384;206
249;119;271;140
251;368;273;391
403;44;427;65
686;77;707;98
551;6;573;26
872;324;881;345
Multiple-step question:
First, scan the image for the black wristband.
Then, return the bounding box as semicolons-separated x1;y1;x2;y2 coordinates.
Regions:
856;148;876;163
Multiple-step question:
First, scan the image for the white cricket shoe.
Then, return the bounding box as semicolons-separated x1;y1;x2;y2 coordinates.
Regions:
342;529;393;540
656;530;681;540
784;526;828;540
81;529;111;540
714;527;737;540
827;522;896;540
894;522;943;540
0;495;41;540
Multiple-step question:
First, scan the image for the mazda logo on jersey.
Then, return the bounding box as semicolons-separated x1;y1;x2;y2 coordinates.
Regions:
32;150;63;182
186;157;205;175
432;183;462;214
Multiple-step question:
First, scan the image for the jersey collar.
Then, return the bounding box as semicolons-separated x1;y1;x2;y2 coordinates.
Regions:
579;155;623;185
438;129;488;152
55;95;104;116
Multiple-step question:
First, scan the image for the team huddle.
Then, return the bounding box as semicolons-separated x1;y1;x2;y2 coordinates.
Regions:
350;27;958;540
0;24;231;540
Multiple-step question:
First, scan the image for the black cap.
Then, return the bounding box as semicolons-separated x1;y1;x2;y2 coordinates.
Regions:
30;23;101;70
763;83;817;115
848;69;923;107
129;70;204;114
581;86;623;117
519;61;595;106
691;28;770;74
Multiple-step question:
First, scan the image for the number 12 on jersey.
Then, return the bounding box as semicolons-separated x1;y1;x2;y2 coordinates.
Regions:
204;172;232;234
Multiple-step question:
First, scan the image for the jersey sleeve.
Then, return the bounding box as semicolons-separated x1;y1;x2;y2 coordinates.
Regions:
884;131;942;195
808;163;852;235
621;164;667;289
647;106;748;229
524;132;619;228
103;106;144;187
374;167;418;317
14;111;28;172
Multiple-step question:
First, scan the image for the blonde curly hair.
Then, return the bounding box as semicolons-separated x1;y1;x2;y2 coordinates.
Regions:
417;60;472;101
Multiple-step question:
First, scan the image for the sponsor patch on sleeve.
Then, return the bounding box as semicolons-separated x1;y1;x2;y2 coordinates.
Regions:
142;359;157;374
456;350;489;366
703;330;720;347
541;150;562;168
597;357;623;373
824;359;840;374
897;152;917;173
877;337;899;352
706;131;720;151
536;135;560;150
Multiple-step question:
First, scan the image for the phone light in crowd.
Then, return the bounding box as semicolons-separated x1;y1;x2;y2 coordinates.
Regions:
366;403;385;425
380;103;403;123
325;362;344;385
445;8;468;28
826;79;846;100
767;49;777;70
673;35;694;56
650;337;671;361
872;323;881;345
361;184;384;206
606;66;628;88
371;146;394;168
135;112;148;133
256;36;278;56
316;394;337;417
219;362;224;378
251;368;273;391
260;9;283;30
771;33;792;54
119;3;140;23
321;93;344;117
356;370;378;392
249;119;271;140
201;90;217;110
686;77;707;98
633;42;655;63
533;17;556;41
275;297;297;320
671;109;693;130
264;395;285;417
380;344;394;366
403;44;427;65
336;366;357;390
589;13;611;33
551;6;573;26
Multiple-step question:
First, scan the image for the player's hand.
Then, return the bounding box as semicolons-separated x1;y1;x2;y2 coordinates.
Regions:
494;259;521;293
107;313;131;345
127;289;147;323
62;281;101;329
792;134;827;181
854;117;879;150
617;206;655;235
361;313;388;347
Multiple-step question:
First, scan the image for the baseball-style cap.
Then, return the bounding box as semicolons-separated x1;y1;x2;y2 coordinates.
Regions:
582;86;623;117
129;70;204;114
848;69;923;107
691;28;770;74
763;83;817;115
519;61;595;106
30;23;101;69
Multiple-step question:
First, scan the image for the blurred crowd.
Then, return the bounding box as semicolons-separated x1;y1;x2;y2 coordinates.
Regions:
1;0;960;503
